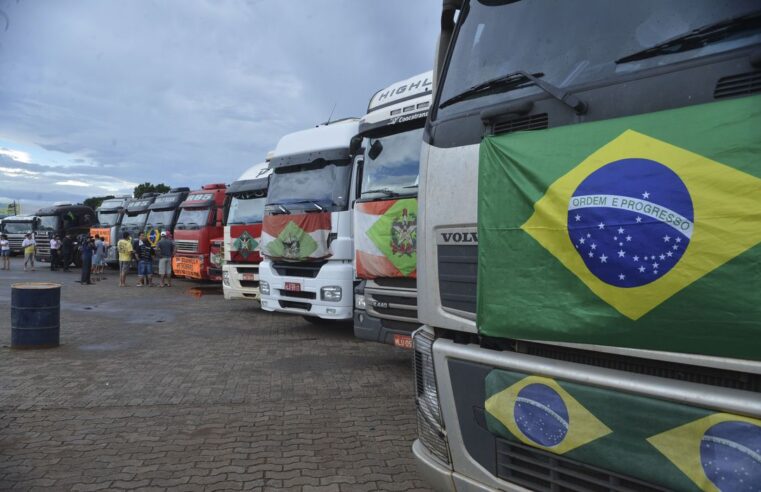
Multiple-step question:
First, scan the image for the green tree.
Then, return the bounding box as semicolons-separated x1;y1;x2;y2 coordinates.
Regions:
133;182;171;198
83;195;115;210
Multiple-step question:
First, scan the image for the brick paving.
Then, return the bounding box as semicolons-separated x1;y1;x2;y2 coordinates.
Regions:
0;258;430;491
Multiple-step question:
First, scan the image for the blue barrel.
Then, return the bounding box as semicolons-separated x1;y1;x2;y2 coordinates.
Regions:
11;282;61;349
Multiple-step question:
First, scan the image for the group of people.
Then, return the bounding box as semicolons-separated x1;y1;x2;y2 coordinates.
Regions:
115;231;175;288
0;230;176;288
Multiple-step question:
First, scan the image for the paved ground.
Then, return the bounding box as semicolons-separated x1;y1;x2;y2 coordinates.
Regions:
0;257;429;491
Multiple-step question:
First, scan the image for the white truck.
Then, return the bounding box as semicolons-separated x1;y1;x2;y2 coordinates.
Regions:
353;71;432;348
413;1;761;492
259;118;360;322
1;215;39;255
222;159;272;300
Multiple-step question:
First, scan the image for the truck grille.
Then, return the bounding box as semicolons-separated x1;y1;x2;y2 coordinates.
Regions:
8;238;24;250
35;238;51;257
175;240;198;253
366;286;418;327
437;244;477;316
496;439;667;492
272;261;326;278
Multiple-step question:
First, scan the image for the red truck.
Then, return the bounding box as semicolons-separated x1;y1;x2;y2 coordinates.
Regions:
172;183;227;281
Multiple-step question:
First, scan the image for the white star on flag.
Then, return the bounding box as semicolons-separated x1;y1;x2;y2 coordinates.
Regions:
591;244;597;250
638;266;646;273
618;273;625;280
675;237;681;243
642;191;650;199
617;227;624;234
600;254;608;263
653;262;659;268
635;216;642;223
575;214;581;221
588;251;593;258
667;251;673;257
598;222;605;230
579;237;586;244
673;245;679;250
626;236;632;241
659;254;665;260
618;250;625;258
633;256;639;261
664;235;671;242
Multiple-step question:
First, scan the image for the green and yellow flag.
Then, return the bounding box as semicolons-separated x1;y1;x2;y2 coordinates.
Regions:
477;95;761;359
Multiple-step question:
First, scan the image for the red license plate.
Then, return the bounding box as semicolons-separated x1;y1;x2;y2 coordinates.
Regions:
393;334;413;349
284;282;302;292
242;273;256;281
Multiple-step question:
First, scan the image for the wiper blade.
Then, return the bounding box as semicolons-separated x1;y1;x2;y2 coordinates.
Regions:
440;71;587;114
271;204;290;215
616;10;761;64
362;188;401;197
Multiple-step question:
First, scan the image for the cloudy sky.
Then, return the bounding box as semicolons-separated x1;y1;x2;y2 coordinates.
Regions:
0;0;439;213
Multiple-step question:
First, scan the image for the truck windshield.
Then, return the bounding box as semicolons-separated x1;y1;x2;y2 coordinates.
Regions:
145;209;175;229
96;211;120;227
38;215;59;232
437;0;761;116
228;193;266;224
121;212;148;229
175;208;209;230
3;222;34;234
267;161;352;212
361;128;423;198
100;199;124;209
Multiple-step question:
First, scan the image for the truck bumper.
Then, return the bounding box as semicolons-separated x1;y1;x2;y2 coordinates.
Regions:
259;260;353;320
353;309;416;347
414;440;516;492
222;264;260;300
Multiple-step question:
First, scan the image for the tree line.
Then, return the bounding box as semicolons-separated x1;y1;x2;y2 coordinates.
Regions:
83;182;171;209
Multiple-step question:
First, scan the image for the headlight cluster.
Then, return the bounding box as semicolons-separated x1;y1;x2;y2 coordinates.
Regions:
320;286;342;302
354;294;366;310
413;329;450;465
222;270;230;286
259;280;270;296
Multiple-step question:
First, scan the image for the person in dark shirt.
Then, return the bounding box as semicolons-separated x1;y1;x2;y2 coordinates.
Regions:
60;235;73;272
80;236;95;285
136;232;155;287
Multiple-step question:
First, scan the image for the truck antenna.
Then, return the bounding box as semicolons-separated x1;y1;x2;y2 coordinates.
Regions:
326;102;337;124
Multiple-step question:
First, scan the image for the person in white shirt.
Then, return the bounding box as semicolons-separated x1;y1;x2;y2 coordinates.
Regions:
0;234;10;270
21;233;36;271
49;235;60;271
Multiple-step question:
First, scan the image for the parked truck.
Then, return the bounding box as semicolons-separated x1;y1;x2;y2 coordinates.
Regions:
413;2;761;491
34;203;95;265
143;187;190;244
353;71;432;348
90;196;131;262
222;160;272;300
0;215;39;255
119;195;159;246
172;184;227;281
259;118;360;321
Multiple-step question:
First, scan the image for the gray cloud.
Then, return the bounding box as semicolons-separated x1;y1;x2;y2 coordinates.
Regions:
0;0;438;202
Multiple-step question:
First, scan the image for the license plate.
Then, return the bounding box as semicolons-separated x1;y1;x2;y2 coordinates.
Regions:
393;334;413;349
242;273;256;281
284;282;302;292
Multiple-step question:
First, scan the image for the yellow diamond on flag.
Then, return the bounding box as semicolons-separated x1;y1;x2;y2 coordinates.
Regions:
647;413;761;492
522;130;761;320
485;375;611;455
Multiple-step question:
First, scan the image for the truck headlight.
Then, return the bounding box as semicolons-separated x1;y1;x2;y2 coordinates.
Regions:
222;270;230;286
260;280;270;296
355;294;366;310
321;286;342;302
413;328;450;465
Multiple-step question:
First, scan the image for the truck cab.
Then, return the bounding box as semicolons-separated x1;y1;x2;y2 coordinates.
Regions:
353;71;432;348
34;203;95;264
172;184;227;281
413;2;761;492
90;196;130;262
258;118;360;321
143;187;190;244
119;195;159;244
1;215;39;254
222;160;272;300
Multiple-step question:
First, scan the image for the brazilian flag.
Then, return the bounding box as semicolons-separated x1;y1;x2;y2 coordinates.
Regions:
477;95;761;360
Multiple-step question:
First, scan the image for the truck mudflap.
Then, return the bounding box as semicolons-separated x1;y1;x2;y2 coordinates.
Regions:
432;338;761;492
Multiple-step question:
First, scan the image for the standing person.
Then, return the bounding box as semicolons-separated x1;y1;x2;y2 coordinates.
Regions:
92;235;106;281
0;234;10;270
117;232;133;287
157;231;175;287
49;235;60;271
80;236;95;285
136;232;155;287
60;234;73;272
21;233;35;271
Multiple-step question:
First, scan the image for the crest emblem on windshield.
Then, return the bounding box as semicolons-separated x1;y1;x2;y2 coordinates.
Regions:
390;208;416;256
282;232;301;259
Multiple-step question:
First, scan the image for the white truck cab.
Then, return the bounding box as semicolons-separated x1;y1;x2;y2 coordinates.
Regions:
222;158;272;300
259;118;360;321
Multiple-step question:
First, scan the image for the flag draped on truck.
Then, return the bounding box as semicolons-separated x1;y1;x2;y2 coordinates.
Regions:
261;212;332;262
477;95;761;360
355;198;417;279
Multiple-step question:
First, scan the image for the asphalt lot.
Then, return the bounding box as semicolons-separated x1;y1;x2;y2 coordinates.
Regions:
0;257;429;491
